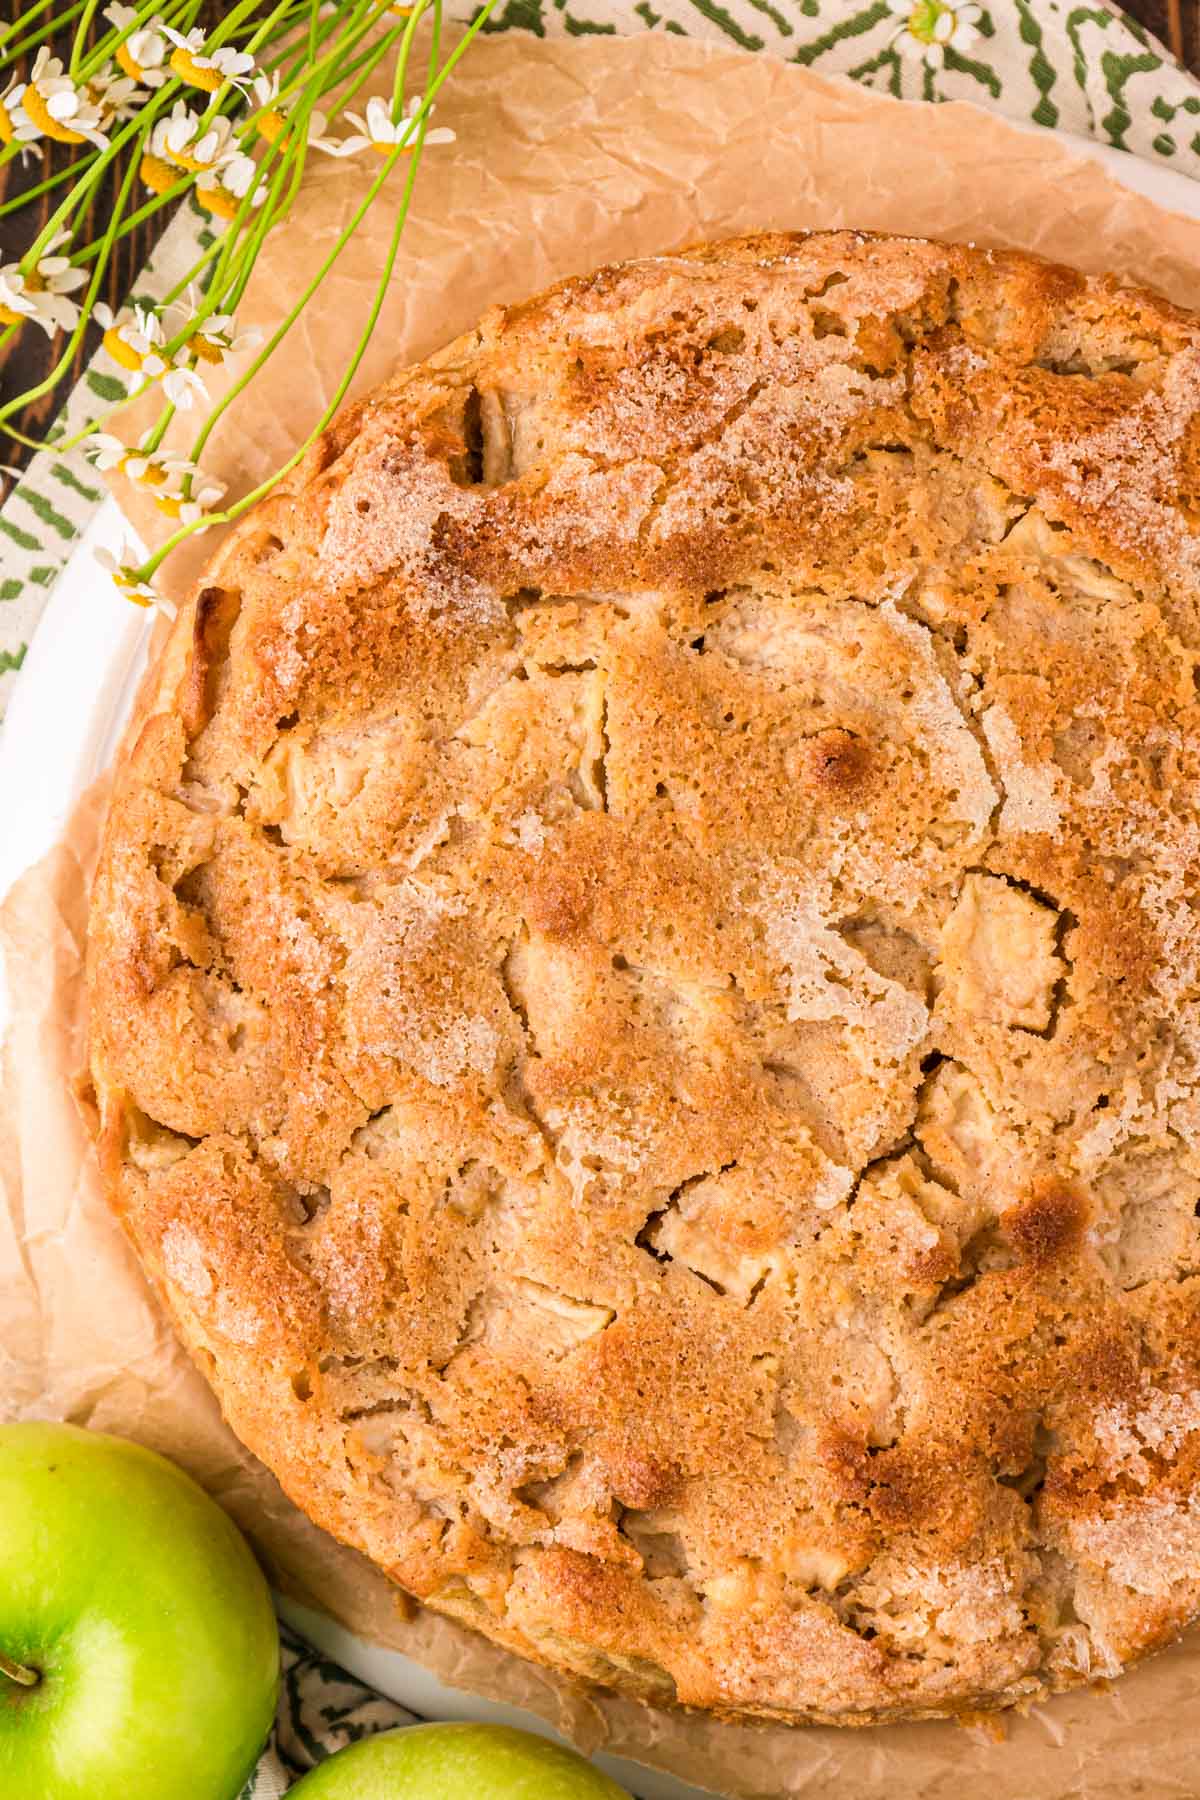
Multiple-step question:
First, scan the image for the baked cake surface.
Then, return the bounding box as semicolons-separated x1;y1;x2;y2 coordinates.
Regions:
88;231;1200;1723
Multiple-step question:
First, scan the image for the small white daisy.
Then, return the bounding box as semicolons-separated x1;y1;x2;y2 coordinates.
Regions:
84;432;186;491
167;291;263;367
95;543;171;613
196;150;265;218
105;5;171;87
0;232;87;336
313;94;454;158
149;100;236;173
888;0;982;69
21;48;111;149
83;431;134;472
162;357;209;410
162;25;255;94
249;70;328;147
94;301;169;377
149;458;227;525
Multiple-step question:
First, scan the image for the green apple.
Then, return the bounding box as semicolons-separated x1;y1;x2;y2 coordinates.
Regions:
0;1421;279;1800
287;1722;633;1798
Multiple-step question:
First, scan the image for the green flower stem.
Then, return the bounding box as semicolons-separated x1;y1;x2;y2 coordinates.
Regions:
0;0;90;79
188;138;298;335
259;2;345;86
178;93;426;478
0;136;140;432
0;0;61;55
241;0;310;58
141;0;286;135
195;11;403;326
162;221;242;310
140;398;177;455
20;64;189;267
155;0;497;546
162;226;241;309
29;376;157;455
68;0;102;76
73;174;198;264
3;420;67;451
0;158;86;218
319;26;400;108
330;17;412;119
263;0;382;117
73;0;203;85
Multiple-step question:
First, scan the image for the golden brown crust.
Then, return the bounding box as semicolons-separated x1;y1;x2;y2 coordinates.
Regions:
88;230;1200;1723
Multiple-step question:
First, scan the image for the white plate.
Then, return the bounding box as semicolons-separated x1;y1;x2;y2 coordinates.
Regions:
4;133;1200;1799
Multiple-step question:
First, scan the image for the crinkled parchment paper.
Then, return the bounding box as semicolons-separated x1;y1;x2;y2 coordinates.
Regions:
6;32;1200;1800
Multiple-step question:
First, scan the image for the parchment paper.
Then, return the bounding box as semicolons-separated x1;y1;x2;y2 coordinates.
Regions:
7;32;1200;1799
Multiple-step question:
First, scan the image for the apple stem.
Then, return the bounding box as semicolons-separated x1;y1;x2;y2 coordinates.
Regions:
0;1650;38;1688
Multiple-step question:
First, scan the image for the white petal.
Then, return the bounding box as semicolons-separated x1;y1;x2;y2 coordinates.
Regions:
45;88;81;121
312;134;368;157
365;96;392;134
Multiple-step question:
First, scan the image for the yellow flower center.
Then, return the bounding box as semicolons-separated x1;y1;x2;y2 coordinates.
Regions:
115;571;153;608
153;491;185;518
0;99;13;144
196;182;238;220
139;152;177;194
163;140;210;173
129;459;167;487
22;85;88;144
169;47;222;91
115;41;145;82
189;331;227;364
0;301;26;326
102;326;145;371
256;107;286;144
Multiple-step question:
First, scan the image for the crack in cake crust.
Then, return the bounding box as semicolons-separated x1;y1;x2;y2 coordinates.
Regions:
88;230;1200;1724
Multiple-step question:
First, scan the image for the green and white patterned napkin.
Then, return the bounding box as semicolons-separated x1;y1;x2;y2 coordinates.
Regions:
4;1;1200;724
3;3;1200;1791
239;1626;418;1797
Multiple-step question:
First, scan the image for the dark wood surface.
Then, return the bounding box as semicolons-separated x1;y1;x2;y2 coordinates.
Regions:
0;0;1196;504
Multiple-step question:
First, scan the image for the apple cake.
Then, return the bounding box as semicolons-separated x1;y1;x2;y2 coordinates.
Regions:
88;230;1200;1724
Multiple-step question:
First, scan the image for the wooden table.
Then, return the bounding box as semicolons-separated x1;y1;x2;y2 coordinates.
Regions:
0;0;1197;502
